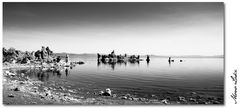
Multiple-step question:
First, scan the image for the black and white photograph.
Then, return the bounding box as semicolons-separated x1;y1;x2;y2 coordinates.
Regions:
2;2;225;105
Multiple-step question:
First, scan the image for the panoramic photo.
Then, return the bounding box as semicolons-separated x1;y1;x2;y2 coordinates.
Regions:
2;2;224;105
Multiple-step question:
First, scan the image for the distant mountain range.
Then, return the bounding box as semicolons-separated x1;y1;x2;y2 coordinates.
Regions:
55;53;224;58
55;53;97;58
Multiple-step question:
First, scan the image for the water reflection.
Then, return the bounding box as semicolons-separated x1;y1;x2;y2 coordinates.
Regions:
56;69;62;78
97;60;141;70
147;60;150;67
37;71;50;81
65;68;70;76
23;67;72;82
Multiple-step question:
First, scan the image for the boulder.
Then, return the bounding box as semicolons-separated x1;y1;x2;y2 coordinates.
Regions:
189;98;197;102
178;96;187;102
132;97;139;101
39;94;45;98
99;91;104;95
19;81;25;85
21;73;25;77
8;94;14;98
99;88;112;96
151;94;156;97
161;99;169;104
5;70;13;76
121;96;128;99
13;87;20;91
45;90;52;96
112;94;117;98
178;96;186;101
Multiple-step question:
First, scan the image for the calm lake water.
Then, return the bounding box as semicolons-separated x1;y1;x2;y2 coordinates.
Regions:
16;57;224;99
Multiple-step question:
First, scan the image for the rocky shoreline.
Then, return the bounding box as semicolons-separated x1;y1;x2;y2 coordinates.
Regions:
2;63;223;105
2;64;152;105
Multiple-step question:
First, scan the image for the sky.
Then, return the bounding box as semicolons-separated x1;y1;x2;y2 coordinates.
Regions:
3;2;224;56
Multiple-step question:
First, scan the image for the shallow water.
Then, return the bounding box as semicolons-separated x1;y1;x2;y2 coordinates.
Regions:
14;57;224;100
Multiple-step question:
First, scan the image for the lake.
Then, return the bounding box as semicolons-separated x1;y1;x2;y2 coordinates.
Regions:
15;57;224;100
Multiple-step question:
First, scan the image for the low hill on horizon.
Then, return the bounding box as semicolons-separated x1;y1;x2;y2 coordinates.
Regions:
54;53;224;58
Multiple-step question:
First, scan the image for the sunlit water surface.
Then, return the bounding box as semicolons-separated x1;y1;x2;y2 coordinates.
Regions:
15;57;224;99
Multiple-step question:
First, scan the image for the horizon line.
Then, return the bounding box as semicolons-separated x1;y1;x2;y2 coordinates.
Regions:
2;46;223;57
55;52;224;57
